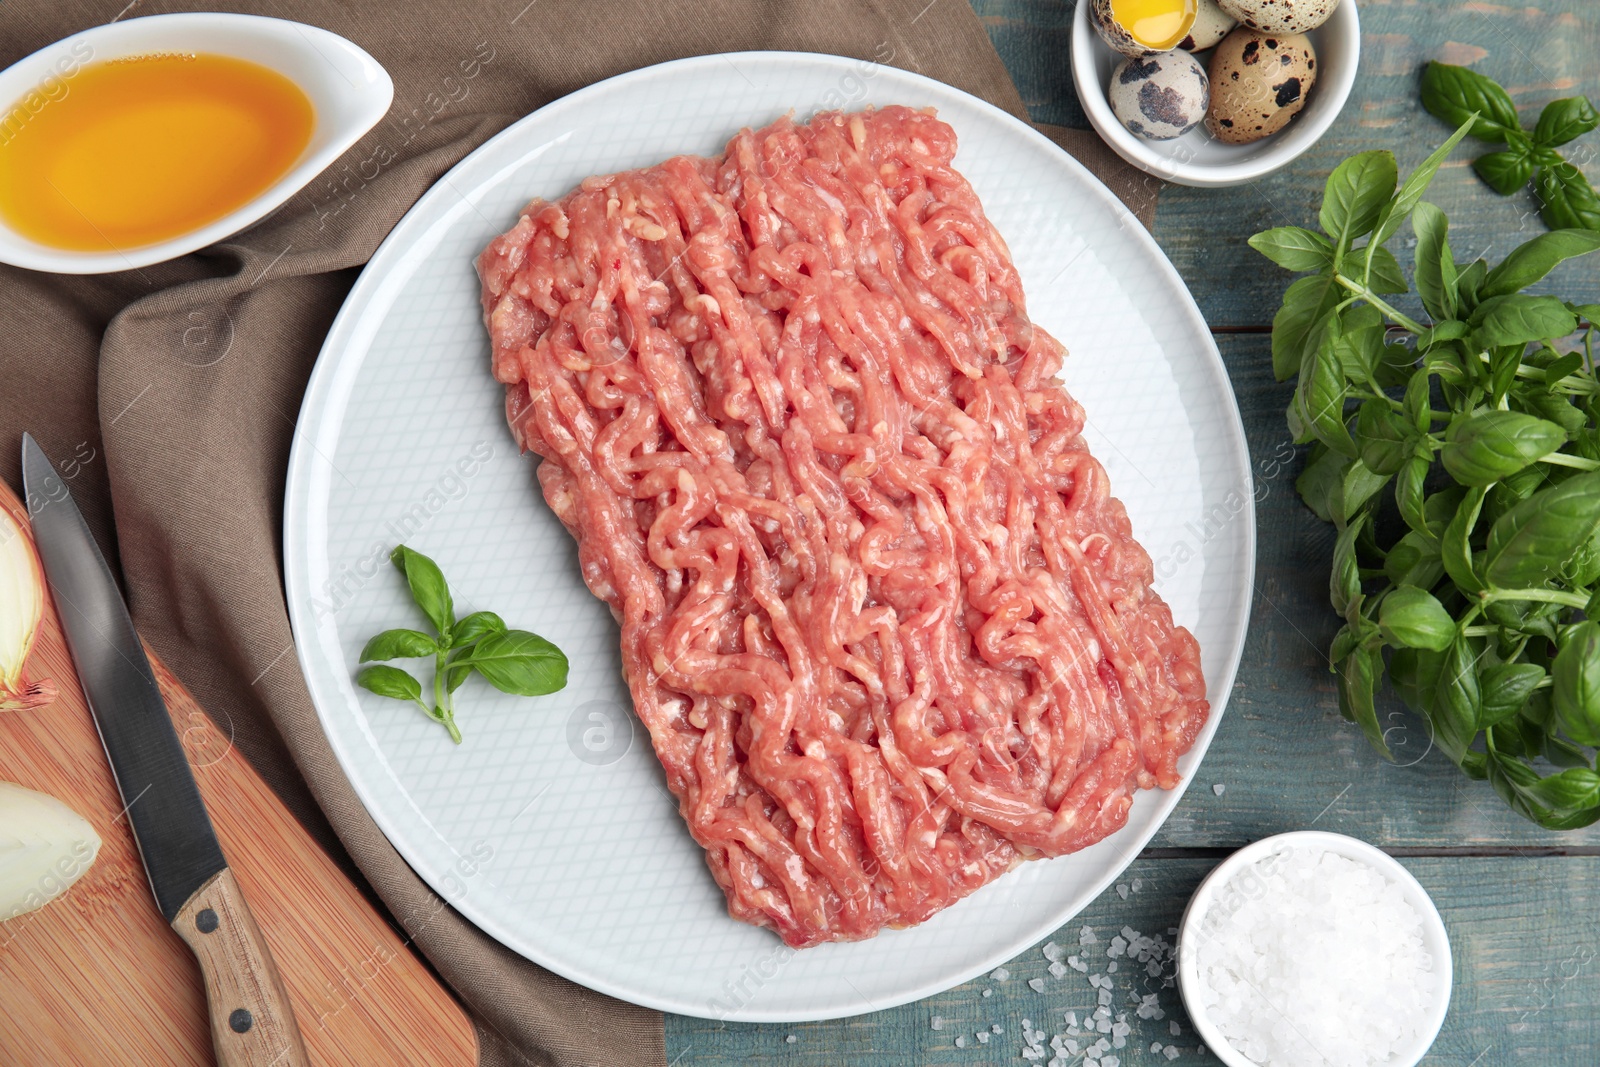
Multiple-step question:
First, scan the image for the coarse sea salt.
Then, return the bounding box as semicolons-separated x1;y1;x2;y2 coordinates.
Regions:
1192;846;1436;1067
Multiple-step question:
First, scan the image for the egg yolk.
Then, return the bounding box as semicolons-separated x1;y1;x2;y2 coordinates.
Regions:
1111;0;1198;49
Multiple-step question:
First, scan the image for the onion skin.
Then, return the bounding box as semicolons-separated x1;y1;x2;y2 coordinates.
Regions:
0;495;54;712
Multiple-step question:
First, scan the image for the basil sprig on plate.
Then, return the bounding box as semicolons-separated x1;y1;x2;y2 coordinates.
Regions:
356;545;568;743
1421;61;1600;232
1251;115;1600;830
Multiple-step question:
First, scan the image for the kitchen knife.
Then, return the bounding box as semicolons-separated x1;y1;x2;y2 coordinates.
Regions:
21;433;310;1067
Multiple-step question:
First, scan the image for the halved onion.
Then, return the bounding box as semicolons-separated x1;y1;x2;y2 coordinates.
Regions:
0;500;55;712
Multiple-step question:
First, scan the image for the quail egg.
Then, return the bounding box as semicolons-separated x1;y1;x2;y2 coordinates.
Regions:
1216;0;1339;35
1090;0;1199;57
1178;0;1238;50
1109;51;1211;141
1205;27;1317;144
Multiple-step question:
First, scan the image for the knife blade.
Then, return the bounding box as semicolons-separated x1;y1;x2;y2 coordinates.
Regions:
22;433;309;1067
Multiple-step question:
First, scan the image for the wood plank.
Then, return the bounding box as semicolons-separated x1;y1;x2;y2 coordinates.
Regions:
0;484;477;1066
667;855;1600;1064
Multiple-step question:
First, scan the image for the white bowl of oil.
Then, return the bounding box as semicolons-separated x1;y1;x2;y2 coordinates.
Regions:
0;13;392;274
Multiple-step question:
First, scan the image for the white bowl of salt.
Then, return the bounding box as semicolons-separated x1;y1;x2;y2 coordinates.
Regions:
1176;831;1452;1067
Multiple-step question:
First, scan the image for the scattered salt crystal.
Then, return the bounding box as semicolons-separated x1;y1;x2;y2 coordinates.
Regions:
982;988;992;998
1107;961;1118;973
1212;783;1225;796
1022;1019;1032;1029
1152;1042;1164;1053
785;1035;796;1044
1192;845;1437;1067
1116;884;1129;900
1064;1011;1078;1027
990;966;1011;982
1049;961;1068;978
992;1024;1003;1034
1028;977;1047;993
1132;878;1143;892
1043;941;1065;963
955;1035;967;1048
1098;987;1113;1007
930;1016;944;1031
976;1031;990;1044
1170;1021;1182;1037
1066;1039;1080;1055
1164;1045;1179;1061
1079;925;1098;945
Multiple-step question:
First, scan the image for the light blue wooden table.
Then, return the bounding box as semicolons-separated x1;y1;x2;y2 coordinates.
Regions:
666;2;1600;1062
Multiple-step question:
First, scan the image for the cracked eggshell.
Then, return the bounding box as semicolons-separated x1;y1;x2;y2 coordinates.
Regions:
1205;27;1316;144
1216;0;1339;34
1178;0;1238;51
1090;0;1198;57
1109;51;1211;141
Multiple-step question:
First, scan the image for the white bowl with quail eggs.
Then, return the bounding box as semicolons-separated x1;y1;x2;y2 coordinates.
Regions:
1072;0;1360;187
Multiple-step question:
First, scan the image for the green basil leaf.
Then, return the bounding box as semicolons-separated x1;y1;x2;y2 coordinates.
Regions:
451;610;507;646
1338;646;1392;759
1420;62;1519;142
1295;444;1350;524
1272;275;1342;382
1412;202;1458;323
1535;161;1600;232
1330;514;1367;620
1431;635;1483;764
1472;149;1535;196
1456;259;1489;313
390;544;455;639
1471;294;1580;351
1552;619;1600;745
1479;662;1546;728
1481;229;1600;299
357;664;425;703
1396;451;1434;537
1539;352;1586;396
1379;586;1457;652
1442;485;1487;593
1391;646;1446;718
359;628;440;662
1248;227;1335;272
1340;459;1390;523
1320;150;1398;245
1482;472;1600;588
1354;398;1412;476
1521;767;1600;817
1441;410;1567;486
1300;317;1358;457
1385;529;1444;590
1373;116;1477;246
446;660;474;693
1365;245;1408;295
1533;95;1600;148
464;630;570;697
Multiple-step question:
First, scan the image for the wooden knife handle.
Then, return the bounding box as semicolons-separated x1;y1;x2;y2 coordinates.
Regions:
172;868;311;1067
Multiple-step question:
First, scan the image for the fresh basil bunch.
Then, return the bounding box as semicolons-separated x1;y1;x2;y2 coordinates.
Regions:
1421;61;1600;231
1250;116;1600;829
357;545;568;743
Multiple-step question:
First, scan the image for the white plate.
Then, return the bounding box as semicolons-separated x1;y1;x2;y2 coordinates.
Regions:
284;51;1254;1022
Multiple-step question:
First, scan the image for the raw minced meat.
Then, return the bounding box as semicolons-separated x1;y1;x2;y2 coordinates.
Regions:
478;106;1208;947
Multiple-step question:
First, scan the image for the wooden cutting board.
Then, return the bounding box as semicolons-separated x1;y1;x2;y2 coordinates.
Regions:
0;482;478;1066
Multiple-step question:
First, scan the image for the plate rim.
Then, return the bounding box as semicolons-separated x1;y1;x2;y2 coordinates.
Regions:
284;49;1256;1021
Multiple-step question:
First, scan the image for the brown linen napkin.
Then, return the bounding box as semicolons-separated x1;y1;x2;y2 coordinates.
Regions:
0;2;1159;1064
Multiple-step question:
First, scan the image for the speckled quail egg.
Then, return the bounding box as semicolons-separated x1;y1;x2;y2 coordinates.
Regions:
1091;0;1198;57
1216;0;1339;34
1205;27;1317;144
1109;51;1211;141
1178;0;1238;50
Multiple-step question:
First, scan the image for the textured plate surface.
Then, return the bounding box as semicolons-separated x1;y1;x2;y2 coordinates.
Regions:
283;51;1254;1022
